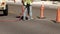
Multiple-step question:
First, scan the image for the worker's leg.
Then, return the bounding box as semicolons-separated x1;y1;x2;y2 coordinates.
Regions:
29;5;33;19
23;6;27;20
27;4;30;16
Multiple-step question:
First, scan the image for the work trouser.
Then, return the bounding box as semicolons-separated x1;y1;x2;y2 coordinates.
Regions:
23;4;32;20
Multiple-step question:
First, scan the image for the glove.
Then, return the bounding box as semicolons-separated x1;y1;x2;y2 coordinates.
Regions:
24;2;27;6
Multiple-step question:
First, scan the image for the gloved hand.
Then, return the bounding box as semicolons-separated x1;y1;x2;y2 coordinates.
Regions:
24;2;27;6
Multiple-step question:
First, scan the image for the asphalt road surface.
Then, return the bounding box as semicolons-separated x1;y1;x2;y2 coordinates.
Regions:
0;4;60;34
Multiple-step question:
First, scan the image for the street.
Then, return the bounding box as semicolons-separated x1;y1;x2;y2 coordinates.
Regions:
0;4;60;34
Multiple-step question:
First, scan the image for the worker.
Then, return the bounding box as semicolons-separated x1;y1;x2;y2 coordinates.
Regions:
22;0;33;20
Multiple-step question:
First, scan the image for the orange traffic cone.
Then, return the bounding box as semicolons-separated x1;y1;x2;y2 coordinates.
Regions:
18;5;24;20
22;5;24;15
39;4;45;19
56;7;60;23
37;4;45;19
52;7;60;23
16;5;24;18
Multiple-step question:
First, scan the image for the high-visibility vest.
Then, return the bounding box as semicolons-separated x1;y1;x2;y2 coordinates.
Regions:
24;0;32;5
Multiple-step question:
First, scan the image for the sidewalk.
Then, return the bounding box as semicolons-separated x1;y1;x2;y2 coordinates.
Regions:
32;1;60;8
7;1;60;8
